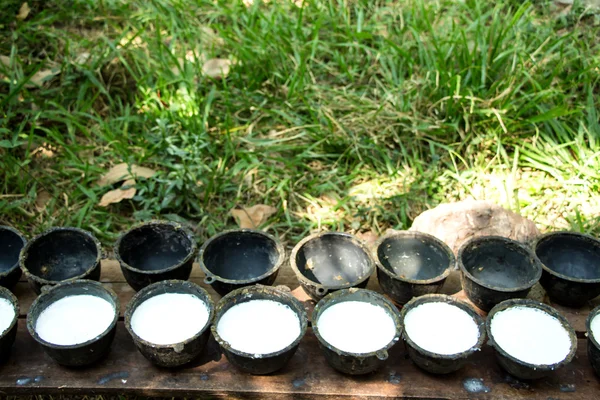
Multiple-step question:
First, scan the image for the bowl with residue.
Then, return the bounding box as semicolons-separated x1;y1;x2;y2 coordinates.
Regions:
534;231;600;307
458;236;542;312
0;226;26;290
0;286;19;362
198;229;284;296
400;294;485;374
125;280;215;367
374;231;454;305
20;227;102;294
486;299;577;380
312;288;402;375
27;280;119;367
586;304;600;376
290;232;375;301
115;221;197;291
212;285;307;374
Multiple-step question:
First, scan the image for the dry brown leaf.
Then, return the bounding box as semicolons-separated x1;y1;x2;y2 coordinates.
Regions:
27;68;60;87
97;163;156;187
99;179;136;207
35;189;52;212
16;3;30;20
355;231;379;247
202;58;231;79
231;204;277;229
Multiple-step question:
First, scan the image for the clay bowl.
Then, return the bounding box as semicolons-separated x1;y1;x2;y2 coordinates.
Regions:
0;226;26;290
0;287;19;362
586;304;600;376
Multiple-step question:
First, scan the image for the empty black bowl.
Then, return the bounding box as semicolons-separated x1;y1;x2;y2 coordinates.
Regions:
375;231;454;305
586;304;600;376
20;227;102;294
0;226;26;290
458;236;542;312
125;280;215;368
115;221;197;291
0;286;19;362
290;232;375;301
198;229;284;296
27;280;119;367
534;231;600;307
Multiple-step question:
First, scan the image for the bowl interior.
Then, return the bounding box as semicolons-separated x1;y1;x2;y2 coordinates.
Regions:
0;228;25;273
377;236;451;281
536;234;600;280
295;234;371;286
24;230;98;281
203;231;280;280
461;239;538;289
119;224;193;272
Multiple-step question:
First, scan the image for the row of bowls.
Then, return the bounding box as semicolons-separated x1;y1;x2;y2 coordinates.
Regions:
2;222;600;310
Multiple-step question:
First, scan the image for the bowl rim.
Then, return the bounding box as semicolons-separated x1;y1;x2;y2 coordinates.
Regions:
0;286;19;339
20;227;102;286
486;298;578;372
373;231;455;285
586;304;600;350
457;235;542;293
0;225;27;278
400;294;486;361
533;231;600;284
197;228;285;285
26;279;120;350
115;220;198;276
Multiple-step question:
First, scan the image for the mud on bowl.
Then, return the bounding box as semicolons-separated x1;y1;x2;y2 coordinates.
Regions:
0;226;27;290
0;287;19;362
291;232;374;301
125;280;215;368
374;231;454;305
20;227;102;294
26;280;119;367
198;229;284;296
115;221;197;291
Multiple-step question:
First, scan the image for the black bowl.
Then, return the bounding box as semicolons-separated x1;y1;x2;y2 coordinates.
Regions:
312;288;402;375
125;280;215;368
0;226;26;290
20;227;102;294
290;232;375;301
115;221;197;291
27;280;119;367
400;294;485;374
486;299;577;380
198;229;284;296
375;231;454;305
586;305;600;377
458;236;542;312
212;285;307;375
0;287;19;362
534;231;600;307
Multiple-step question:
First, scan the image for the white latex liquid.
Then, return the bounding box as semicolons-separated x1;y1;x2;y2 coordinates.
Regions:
217;299;301;355
36;295;115;345
131;293;210;345
491;306;572;365
404;302;480;355
0;298;15;334
317;301;397;354
591;313;600;343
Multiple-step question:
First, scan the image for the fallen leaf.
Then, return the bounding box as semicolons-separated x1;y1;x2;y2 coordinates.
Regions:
27;68;60;87
99;179;136;207
97;163;156;187
74;52;91;65
202;58;231;79
356;231;379;247
0;55;10;68
16;3;30;20
231;204;277;229
35;189;52;212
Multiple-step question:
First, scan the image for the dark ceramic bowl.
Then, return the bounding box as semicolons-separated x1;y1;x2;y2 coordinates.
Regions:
27;280;119;367
115;221;197;291
125;280;215;368
212;285;307;375
20;227;102;294
534;231;600;307
458;236;542;312
400;294;485;374
0;226;26;290
312;288;402;375
198;229;284;296
586;304;600;376
375;231;454;305
486;299;577;380
290;232;375;301
0;287;19;362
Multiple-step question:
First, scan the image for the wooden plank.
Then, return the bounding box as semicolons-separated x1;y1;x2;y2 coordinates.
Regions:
0;320;596;398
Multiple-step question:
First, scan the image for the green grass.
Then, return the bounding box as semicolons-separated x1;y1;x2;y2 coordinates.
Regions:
1;0;599;245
